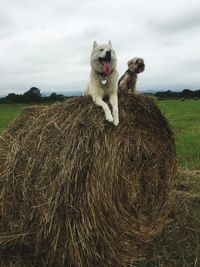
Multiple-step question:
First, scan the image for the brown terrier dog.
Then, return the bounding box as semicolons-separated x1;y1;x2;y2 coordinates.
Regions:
118;57;145;94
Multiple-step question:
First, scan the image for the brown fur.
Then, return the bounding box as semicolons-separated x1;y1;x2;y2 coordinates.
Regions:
118;57;145;94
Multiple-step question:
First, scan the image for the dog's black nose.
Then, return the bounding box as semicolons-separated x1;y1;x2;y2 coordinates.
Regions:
105;50;111;61
138;63;145;68
106;50;111;57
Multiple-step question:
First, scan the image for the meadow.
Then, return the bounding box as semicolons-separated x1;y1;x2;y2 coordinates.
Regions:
0;103;25;133
0;99;200;170
158;99;200;170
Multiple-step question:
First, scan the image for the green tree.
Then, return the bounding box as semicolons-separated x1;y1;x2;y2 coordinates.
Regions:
23;87;42;103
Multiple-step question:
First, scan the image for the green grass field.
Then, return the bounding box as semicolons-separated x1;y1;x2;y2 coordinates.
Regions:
158;99;200;170
0;100;199;170
0;104;25;133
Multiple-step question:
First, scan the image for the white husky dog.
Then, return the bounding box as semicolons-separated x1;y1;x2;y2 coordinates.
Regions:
84;41;119;126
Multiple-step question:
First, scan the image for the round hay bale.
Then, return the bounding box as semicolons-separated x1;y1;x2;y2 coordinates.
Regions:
0;94;176;267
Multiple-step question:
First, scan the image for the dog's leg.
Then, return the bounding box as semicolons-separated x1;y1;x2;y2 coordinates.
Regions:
95;97;114;123
118;73;130;93
110;94;119;126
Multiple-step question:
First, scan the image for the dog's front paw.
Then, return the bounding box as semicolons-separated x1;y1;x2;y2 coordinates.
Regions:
113;118;119;126
106;116;114;123
106;114;114;123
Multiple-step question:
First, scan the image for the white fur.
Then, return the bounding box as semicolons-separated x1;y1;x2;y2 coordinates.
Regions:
84;41;119;126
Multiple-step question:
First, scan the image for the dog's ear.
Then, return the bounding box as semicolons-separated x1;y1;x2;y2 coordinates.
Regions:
132;57;139;64
108;40;112;48
93;41;97;49
127;59;133;66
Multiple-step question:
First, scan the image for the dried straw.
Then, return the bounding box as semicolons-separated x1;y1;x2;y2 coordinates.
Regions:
0;93;176;267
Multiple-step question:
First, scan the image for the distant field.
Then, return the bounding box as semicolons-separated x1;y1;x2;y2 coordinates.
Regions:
0;100;200;169
158;99;200;170
0;104;25;133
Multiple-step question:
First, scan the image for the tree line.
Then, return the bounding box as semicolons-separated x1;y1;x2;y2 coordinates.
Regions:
0;88;200;104
155;89;200;99
0;87;67;104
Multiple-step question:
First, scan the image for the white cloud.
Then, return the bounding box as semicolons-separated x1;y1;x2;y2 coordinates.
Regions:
0;0;200;95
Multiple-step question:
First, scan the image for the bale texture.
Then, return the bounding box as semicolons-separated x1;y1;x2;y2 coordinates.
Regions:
0;94;176;267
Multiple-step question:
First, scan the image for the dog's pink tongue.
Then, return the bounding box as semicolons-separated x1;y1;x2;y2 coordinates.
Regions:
103;62;111;76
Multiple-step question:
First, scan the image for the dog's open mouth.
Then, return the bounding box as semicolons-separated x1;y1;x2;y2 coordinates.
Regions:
99;57;111;76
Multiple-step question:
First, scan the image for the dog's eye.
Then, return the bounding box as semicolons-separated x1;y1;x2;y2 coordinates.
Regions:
99;48;104;52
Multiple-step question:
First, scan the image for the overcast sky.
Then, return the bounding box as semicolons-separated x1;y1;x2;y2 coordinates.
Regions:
0;0;200;95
